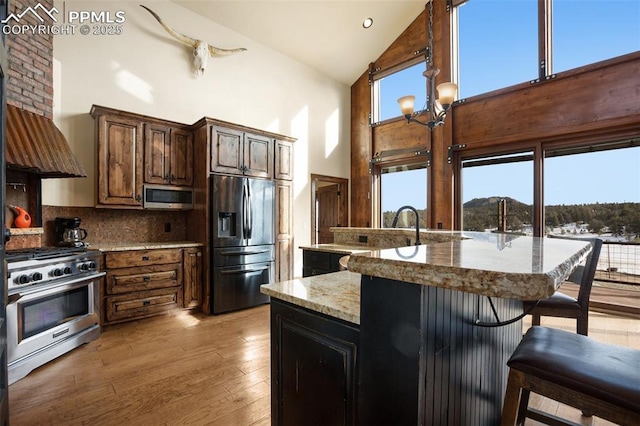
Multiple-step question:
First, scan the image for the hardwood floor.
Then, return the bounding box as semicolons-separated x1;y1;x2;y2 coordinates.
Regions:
8;305;640;425
9;306;272;426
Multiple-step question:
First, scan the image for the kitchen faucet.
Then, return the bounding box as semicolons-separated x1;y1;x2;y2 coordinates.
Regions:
391;205;421;245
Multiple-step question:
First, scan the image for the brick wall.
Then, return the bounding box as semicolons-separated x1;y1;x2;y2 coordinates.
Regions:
6;0;54;118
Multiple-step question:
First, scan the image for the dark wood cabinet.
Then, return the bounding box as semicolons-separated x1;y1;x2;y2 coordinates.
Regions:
270;299;359;426
210;126;274;178
275;140;293;181
92;105;195;209
144;123;194;186
93;112;144;208
302;249;346;277
102;248;184;325
183;247;203;309
275;179;293;282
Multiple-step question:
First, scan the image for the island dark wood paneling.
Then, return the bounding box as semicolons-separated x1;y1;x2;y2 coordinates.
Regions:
358;276;522;425
270;300;359;426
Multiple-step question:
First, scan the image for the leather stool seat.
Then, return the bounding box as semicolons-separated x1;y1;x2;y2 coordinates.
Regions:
501;326;640;425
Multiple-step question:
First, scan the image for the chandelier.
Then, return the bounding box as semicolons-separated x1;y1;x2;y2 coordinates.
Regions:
397;0;457;128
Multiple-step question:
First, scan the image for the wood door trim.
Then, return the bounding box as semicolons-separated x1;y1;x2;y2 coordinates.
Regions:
310;174;349;245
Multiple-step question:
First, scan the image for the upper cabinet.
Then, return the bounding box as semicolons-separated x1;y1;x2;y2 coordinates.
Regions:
93;111;144;208
210;126;274;178
92;105;195;209
144;123;194;186
275;140;293;181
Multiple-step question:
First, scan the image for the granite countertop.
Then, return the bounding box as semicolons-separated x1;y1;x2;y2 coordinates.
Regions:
298;243;376;255
264;230;593;322
347;231;592;301
90;241;203;252
261;271;362;324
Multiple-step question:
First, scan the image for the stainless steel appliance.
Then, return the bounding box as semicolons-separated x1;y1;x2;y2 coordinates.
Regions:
6;247;105;384
54;217;88;247
143;184;194;210
210;175;274;314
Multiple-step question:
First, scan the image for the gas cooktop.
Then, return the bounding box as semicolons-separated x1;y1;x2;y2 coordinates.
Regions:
6;246;89;263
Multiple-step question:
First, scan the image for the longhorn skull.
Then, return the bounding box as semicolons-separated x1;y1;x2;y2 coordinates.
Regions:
140;5;247;77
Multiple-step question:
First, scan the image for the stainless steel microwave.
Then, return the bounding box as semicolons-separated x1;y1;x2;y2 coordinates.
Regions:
143;184;194;210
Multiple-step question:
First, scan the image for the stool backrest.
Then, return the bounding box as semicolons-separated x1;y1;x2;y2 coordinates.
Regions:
548;236;603;306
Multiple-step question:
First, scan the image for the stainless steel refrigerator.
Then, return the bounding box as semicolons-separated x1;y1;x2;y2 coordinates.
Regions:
210;175;274;314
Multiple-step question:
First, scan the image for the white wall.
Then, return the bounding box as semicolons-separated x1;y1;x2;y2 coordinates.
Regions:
45;0;351;277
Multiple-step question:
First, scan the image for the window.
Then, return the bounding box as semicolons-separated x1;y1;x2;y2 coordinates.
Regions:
457;0;538;99
461;152;534;233
552;0;640;74
455;0;640;99
372;61;426;123
380;165;427;228
544;144;640;238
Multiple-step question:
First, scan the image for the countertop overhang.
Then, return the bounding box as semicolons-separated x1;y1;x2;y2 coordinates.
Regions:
347;231;592;300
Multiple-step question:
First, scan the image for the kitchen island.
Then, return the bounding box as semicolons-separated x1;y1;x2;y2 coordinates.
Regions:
261;231;592;425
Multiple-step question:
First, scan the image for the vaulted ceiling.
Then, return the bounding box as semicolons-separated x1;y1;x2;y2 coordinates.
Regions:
171;1;426;86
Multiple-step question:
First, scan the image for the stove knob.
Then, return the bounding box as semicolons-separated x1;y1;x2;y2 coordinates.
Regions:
52;268;64;277
63;266;72;274
17;274;30;284
80;263;90;271
31;272;43;281
88;261;97;270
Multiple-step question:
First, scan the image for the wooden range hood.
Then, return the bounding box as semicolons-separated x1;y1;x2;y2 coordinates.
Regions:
5;105;86;178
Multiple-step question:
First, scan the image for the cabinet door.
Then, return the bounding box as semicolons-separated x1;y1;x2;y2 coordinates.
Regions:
97;115;144;207
183;247;202;309
211;126;244;175
144;123;171;185
170;128;194;186
275;140;293;180
275;180;293;281
244;133;273;178
271;300;359;426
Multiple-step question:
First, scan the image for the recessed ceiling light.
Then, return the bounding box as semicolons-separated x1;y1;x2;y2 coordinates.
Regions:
363;17;373;29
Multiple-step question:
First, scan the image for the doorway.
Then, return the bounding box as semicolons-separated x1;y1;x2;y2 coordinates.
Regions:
310;174;349;244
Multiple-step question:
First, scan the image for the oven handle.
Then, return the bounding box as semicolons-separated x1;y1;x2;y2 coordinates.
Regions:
8;272;106;301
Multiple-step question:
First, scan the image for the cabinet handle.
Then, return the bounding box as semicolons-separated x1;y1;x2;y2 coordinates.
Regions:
143;300;151;306
136;194;142;202
143;276;150;282
142;256;150;261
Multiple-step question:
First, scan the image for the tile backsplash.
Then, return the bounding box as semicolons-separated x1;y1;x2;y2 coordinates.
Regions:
42;206;187;246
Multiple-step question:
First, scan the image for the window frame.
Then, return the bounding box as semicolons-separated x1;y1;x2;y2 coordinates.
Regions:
369;56;427;126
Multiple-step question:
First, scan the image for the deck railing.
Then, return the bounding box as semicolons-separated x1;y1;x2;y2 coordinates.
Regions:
595;240;640;285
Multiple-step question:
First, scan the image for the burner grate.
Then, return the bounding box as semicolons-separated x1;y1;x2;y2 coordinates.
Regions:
6;246;88;263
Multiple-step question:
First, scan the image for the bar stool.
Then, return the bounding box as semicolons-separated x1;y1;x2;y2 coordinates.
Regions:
501;326;640;425
524;238;602;336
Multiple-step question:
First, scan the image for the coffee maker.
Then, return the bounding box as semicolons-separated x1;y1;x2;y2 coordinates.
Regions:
55;217;88;247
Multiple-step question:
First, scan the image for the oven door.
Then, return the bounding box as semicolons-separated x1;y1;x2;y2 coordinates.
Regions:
6;273;104;364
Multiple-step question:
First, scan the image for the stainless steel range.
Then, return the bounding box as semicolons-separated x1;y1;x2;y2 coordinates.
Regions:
5;247;105;385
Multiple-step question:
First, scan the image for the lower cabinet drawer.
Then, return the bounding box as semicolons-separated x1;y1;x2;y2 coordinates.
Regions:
106;263;182;294
105;287;183;323
105;248;183;269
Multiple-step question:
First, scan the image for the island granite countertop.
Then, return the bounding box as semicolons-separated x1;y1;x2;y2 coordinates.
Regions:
263;231;593;322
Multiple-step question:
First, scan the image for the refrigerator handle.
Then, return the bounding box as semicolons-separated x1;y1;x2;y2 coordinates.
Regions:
242;179;248;240
247;180;253;239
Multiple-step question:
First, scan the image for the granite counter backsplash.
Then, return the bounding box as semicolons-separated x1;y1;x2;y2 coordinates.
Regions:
42;206;186;246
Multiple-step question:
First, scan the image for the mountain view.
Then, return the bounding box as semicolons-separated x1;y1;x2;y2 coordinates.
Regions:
383;197;640;242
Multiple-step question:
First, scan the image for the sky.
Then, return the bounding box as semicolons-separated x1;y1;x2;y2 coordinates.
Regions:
380;0;640;213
